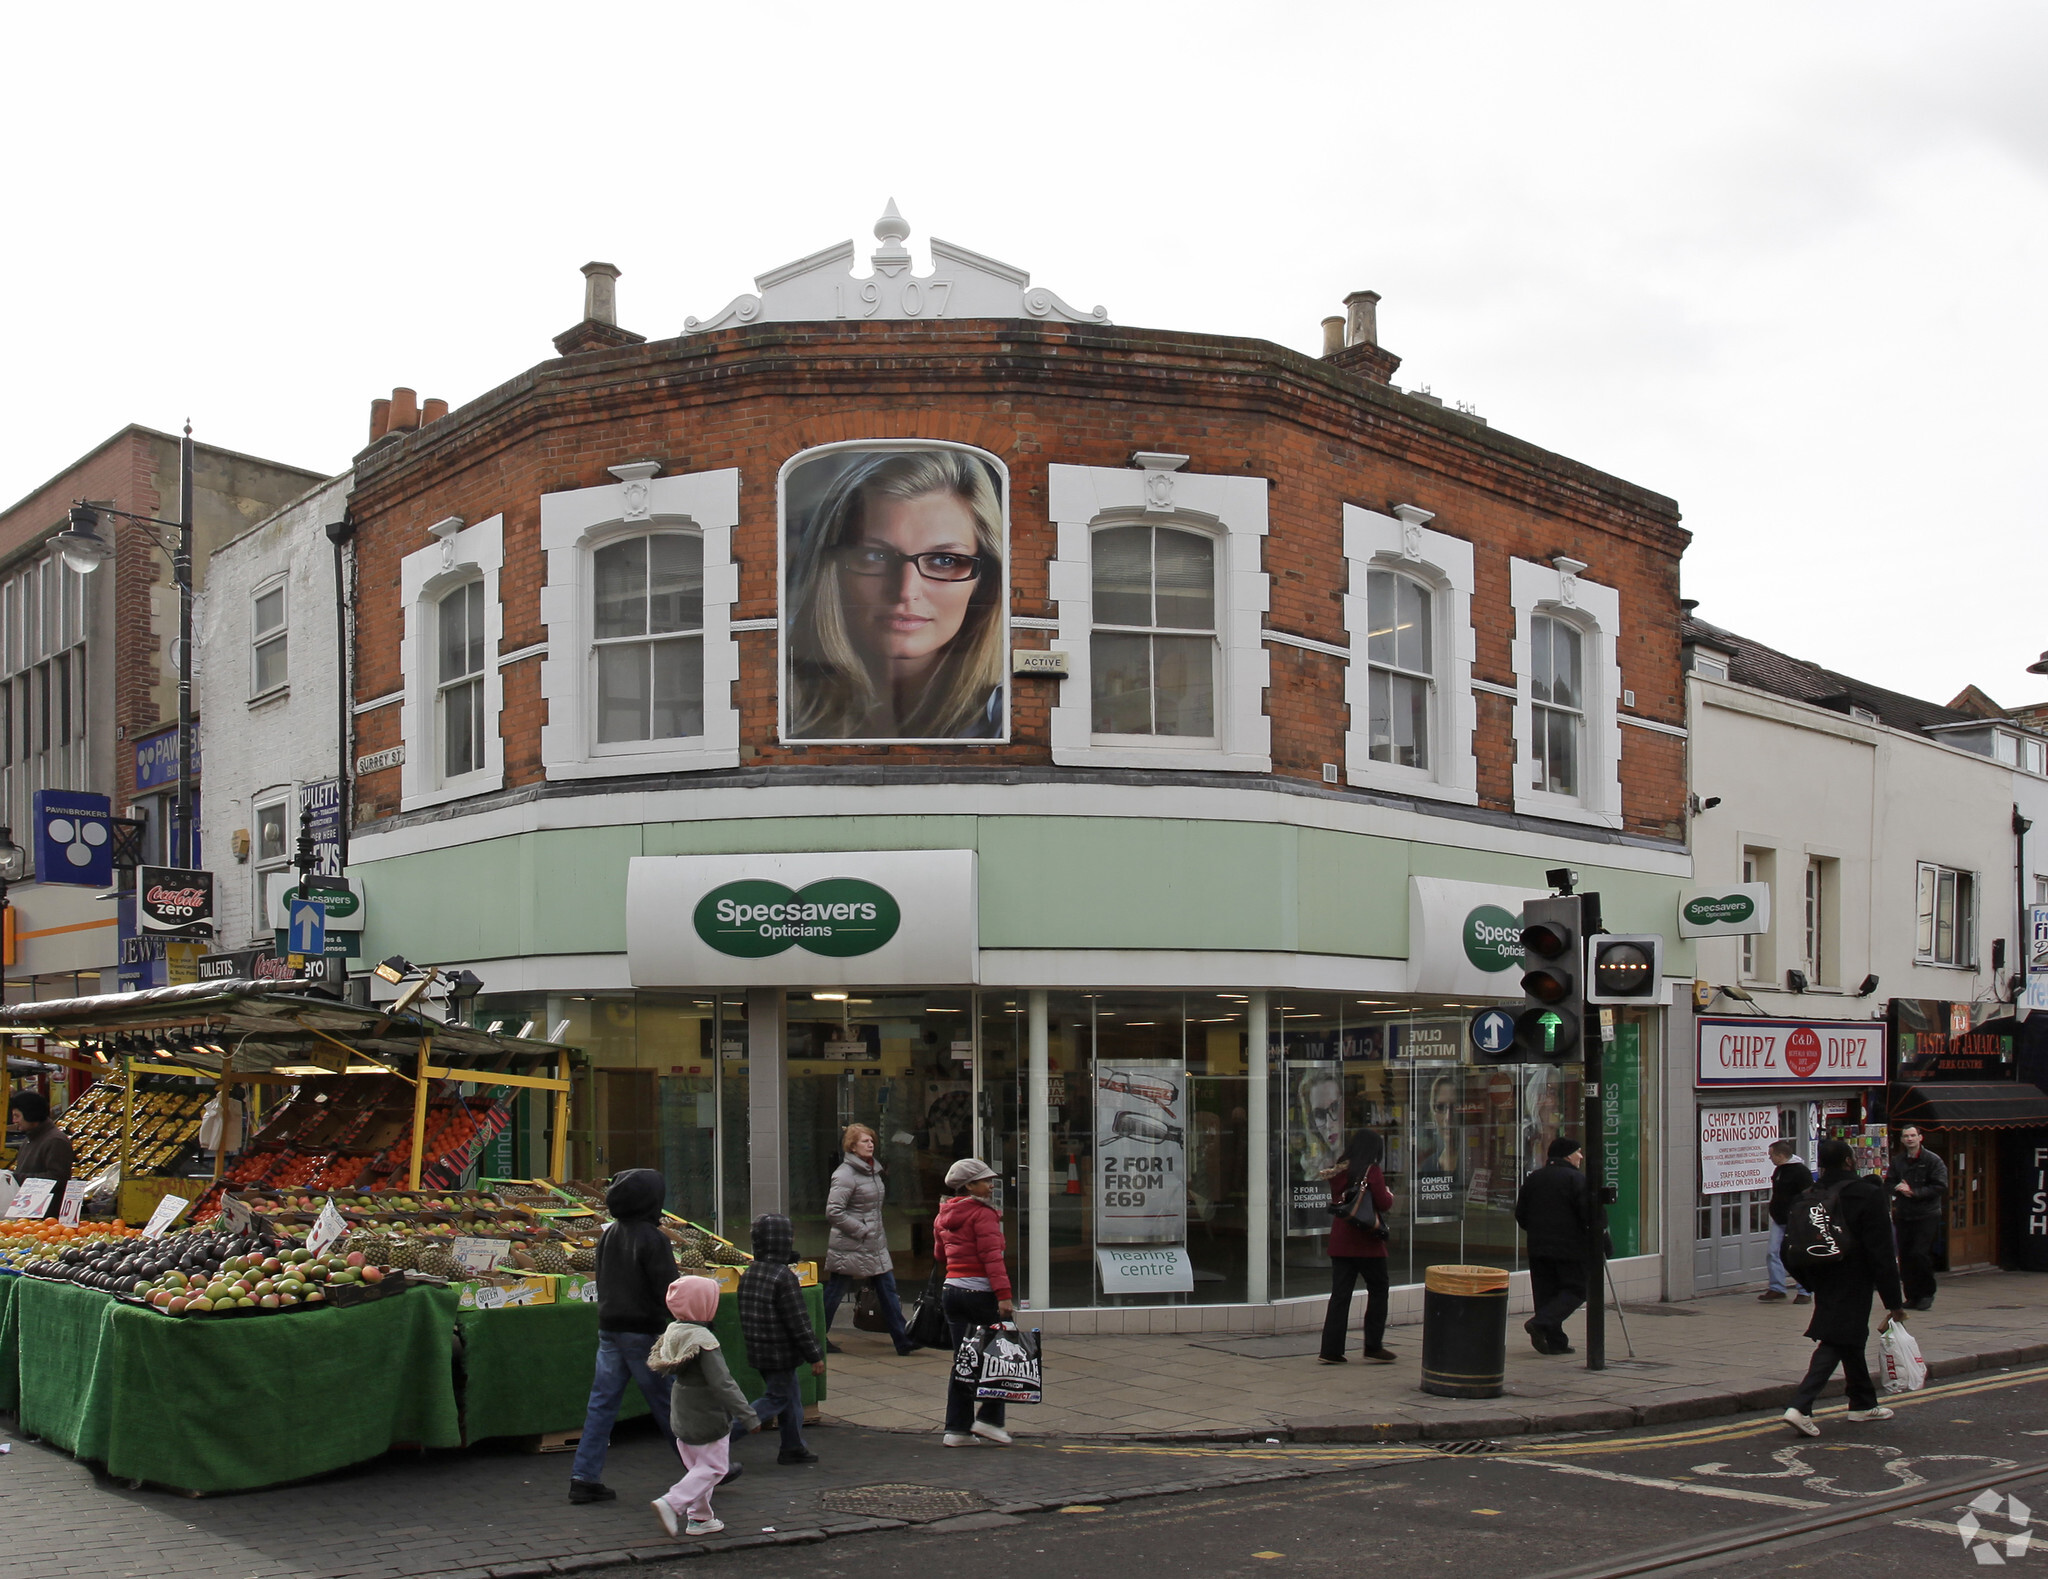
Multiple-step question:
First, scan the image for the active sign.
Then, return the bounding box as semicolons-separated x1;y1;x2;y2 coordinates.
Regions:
1695;1015;1886;1088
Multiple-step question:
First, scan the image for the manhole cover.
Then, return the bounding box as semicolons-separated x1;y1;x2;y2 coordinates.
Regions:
1433;1440;1503;1456
818;1484;992;1522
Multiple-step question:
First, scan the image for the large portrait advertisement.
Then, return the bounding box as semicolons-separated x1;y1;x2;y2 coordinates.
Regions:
780;443;1009;743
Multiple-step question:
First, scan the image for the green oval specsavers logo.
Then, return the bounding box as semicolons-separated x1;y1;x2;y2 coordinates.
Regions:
1462;904;1523;972
1683;893;1756;927
694;877;902;959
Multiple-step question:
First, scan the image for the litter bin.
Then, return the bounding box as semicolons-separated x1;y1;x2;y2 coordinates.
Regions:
1419;1263;1509;1398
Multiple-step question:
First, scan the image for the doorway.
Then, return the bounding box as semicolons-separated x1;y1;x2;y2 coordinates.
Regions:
1693;1105;1801;1291
600;1069;661;1174
1930;1130;1999;1268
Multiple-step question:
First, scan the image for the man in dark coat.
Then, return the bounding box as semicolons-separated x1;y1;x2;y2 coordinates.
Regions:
1884;1125;1948;1310
569;1169;681;1503
1762;1140;1814;1303
1783;1139;1907;1436
1514;1136;1590;1355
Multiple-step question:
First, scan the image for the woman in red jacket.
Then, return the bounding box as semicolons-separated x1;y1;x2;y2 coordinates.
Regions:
1319;1128;1397;1364
932;1157;1014;1445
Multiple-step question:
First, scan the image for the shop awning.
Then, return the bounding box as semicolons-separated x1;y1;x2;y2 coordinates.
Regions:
1887;1081;2048;1130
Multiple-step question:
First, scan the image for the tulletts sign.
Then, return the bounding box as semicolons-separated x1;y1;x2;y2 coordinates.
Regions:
1408;876;1551;996
627;850;977;986
1696;1015;1886;1088
1676;882;1771;938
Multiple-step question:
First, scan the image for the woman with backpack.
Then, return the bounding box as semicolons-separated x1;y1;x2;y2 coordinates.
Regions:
1317;1128;1397;1364
1780;1138;1908;1437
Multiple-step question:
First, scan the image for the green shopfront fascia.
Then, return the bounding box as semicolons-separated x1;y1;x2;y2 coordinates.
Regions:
355;817;1681;1324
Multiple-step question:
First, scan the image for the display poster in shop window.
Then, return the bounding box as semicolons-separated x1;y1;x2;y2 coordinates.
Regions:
1284;1058;1343;1236
1409;1064;1466;1224
1093;1060;1186;1244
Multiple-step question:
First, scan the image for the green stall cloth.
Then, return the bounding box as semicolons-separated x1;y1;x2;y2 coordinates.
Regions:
457;1284;827;1442
11;1277;462;1494
0;1275;19;1412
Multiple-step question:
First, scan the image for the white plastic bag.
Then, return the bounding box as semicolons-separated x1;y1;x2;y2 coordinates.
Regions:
1879;1319;1927;1393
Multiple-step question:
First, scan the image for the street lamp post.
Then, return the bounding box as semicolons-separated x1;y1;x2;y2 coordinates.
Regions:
53;423;197;866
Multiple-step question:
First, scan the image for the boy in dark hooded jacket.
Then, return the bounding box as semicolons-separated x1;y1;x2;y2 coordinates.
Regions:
569;1169;682;1503
729;1213;825;1466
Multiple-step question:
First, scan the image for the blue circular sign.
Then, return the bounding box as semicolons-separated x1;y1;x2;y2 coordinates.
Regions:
1471;1008;1517;1056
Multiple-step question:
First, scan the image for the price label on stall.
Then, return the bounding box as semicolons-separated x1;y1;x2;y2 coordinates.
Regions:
218;1193;253;1235
451;1236;511;1274
306;1198;349;1258
5;1178;56;1220
0;1170;15;1216
56;1181;88;1228
141;1191;194;1239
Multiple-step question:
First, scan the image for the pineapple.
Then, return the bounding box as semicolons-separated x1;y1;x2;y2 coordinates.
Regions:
386;1239;421;1270
415;1245;464;1280
530;1242;573;1275
568;1246;597;1273
706;1242;750;1267
673;1244;705;1269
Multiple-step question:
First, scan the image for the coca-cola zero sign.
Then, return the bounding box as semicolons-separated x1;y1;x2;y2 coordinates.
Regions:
138;865;215;938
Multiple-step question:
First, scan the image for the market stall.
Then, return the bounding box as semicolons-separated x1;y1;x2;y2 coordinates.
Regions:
0;981;828;1493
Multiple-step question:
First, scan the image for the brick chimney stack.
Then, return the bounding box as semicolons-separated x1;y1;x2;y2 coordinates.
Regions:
1321;291;1401;383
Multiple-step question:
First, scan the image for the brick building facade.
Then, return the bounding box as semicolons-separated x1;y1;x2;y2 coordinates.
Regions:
338;211;1695;1326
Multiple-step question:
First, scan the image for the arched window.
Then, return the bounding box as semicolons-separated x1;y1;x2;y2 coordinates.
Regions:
437;580;486;781
1365;569;1433;769
1530;613;1583;797
1089;524;1216;737
593;532;704;743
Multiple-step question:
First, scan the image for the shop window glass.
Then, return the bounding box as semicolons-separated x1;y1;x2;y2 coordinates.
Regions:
593;532;705;744
438;580;486;780
1365;569;1433;769
1530;614;1583;796
1090;524;1217;738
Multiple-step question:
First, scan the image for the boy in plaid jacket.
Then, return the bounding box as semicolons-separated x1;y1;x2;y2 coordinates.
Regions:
729;1213;825;1466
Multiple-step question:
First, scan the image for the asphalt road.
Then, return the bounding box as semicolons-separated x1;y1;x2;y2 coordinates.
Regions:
651;1368;2048;1579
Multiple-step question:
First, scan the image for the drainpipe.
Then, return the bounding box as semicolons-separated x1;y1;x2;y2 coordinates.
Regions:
2017;805;2033;1003
324;513;356;874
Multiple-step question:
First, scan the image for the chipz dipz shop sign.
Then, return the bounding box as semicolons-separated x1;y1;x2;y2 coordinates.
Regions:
1695;1016;1886;1087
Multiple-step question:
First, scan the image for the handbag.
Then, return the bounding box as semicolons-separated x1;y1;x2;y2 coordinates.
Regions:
853;1279;890;1333
1333;1171;1389;1240
906;1263;949;1351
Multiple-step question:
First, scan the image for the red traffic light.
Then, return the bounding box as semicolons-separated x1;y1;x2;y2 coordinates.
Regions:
1522;921;1573;959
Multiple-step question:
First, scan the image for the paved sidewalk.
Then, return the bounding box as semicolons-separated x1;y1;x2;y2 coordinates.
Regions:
0;1270;2040;1579
826;1267;2048;1439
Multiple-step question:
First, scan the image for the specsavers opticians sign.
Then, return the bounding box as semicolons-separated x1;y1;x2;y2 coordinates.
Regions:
1408;876;1552;996
628;850;977;987
1676;882;1771;938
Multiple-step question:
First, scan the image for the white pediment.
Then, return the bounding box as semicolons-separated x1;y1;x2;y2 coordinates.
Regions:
683;200;1109;334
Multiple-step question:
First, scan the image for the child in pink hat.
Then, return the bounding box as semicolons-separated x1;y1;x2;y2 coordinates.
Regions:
646;1275;757;1536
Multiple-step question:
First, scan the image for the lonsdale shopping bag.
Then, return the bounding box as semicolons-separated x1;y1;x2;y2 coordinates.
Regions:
973;1323;1043;1406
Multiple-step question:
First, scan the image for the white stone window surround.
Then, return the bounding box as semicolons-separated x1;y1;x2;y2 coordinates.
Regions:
1047;456;1271;772
400;515;505;812
1342;504;1477;805
1509;555;1624;829
539;465;741;779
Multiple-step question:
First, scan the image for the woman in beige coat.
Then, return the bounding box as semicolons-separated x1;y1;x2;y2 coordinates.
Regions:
822;1123;916;1355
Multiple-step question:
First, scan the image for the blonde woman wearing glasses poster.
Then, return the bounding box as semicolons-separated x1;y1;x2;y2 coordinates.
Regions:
784;446;1007;741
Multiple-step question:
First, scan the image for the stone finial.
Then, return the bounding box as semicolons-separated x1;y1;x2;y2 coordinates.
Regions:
872;198;913;276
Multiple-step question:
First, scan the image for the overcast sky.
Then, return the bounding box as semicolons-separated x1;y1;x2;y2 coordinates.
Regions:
4;3;2041;708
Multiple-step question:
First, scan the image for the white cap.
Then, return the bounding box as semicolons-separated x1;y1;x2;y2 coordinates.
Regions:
944;1157;996;1187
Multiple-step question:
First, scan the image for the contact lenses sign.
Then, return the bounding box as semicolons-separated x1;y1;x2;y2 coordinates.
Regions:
694;878;901;958
628;849;978;987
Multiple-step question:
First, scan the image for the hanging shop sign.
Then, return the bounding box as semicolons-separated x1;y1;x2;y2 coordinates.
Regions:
265;872;367;929
1700;1107;1780;1195
137;865;214;939
1283;1057;1342;1236
33;789;114;887
302;779;345;877
627;850;978;987
1695;1015;1886;1087
133;725;202;792
1093;1059;1186;1245
1676;882;1772;938
198;947;314;982
2025;904;2048;1014
1407;876;1551;996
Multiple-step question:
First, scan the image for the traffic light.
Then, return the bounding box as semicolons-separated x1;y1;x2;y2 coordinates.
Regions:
1587;933;1665;1004
1516;895;1583;1062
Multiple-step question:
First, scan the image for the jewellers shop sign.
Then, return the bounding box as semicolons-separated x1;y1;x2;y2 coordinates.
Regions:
1407;876;1552;996
1696;1015;1886;1088
137;865;215;940
627;850;977;986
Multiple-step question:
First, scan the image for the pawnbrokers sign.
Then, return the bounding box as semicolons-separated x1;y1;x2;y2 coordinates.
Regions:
1695;1015;1886;1087
628;850;976;986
